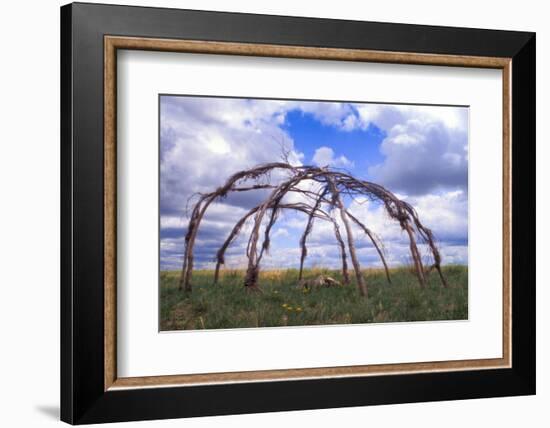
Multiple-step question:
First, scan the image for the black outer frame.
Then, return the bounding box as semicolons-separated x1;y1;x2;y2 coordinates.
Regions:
60;2;535;424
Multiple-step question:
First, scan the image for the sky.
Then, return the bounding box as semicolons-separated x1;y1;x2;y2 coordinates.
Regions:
160;95;469;271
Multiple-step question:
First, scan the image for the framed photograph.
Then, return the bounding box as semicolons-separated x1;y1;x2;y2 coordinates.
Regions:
61;2;535;424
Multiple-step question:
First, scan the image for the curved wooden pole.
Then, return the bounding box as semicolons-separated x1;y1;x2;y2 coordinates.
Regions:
326;177;368;298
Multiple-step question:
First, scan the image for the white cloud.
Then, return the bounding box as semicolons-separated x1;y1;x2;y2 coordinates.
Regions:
272;228;289;239
312;146;354;168
296;102;470;195
160;97;301;216
297;102;355;130
205;134;231;154
407;190;468;243
362;105;469;195
160;97;468;270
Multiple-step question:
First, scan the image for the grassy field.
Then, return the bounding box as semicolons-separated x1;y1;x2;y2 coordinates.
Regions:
160;266;468;331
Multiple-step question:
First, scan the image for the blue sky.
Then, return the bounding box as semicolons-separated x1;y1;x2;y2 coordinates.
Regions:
282;109;385;180
160;96;469;271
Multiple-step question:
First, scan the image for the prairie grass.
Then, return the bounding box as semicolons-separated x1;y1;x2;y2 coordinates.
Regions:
159;266;468;331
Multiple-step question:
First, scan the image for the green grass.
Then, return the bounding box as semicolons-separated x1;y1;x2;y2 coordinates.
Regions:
160;266;468;331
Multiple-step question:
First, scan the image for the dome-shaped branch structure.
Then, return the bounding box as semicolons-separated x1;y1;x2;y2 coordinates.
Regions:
178;162;448;297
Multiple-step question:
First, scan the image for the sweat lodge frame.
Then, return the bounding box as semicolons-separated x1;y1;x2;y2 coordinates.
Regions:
61;2;535;424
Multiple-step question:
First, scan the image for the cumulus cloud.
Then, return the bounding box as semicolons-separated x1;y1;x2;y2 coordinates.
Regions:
297;102;357;130
362;105;469;195
312;146;354;168
288;102;469;195
160;97;299;215
368;116;468;194
160;96;468;270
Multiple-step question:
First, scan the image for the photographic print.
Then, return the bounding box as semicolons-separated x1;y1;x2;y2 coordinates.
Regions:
159;95;468;331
